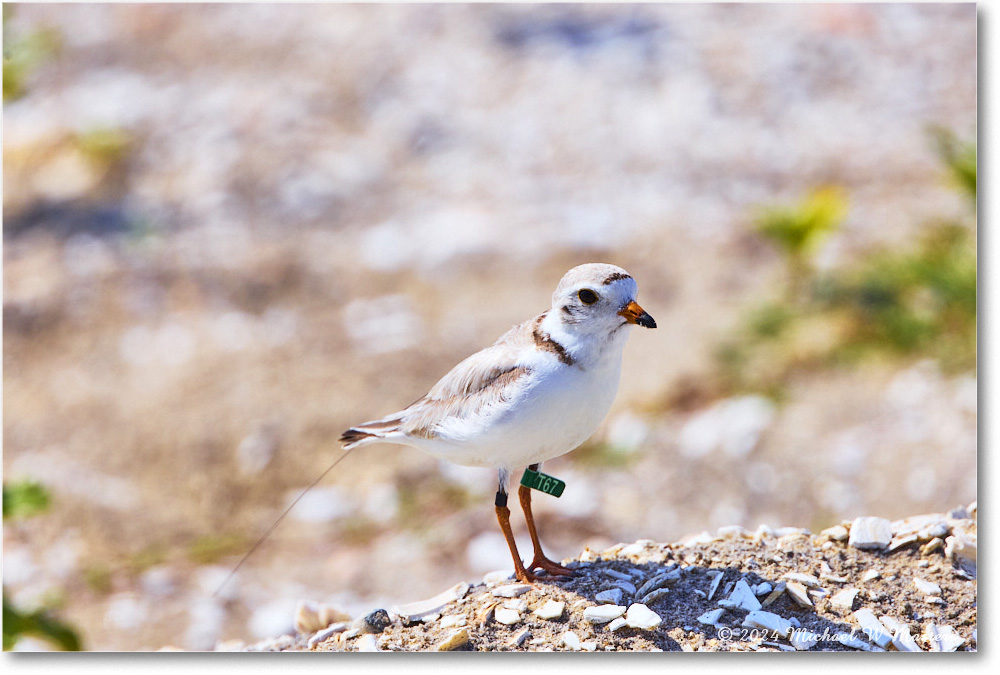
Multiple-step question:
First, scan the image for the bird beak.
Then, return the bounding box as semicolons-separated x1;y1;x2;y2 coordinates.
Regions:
619;300;656;328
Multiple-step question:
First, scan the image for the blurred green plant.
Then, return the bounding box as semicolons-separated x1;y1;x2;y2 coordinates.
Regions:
2;481;83;651
717;133;976;396
2;5;61;102
815;223;976;370
186;533;248;566
752;186;849;299
76;127;133;166
570;440;642;469
929;125;977;203
2;480;51;520
395;472;474;531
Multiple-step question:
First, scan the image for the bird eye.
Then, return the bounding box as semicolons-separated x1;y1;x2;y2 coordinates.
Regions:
578;288;598;305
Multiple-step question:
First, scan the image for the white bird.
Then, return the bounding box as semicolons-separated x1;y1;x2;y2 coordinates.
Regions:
341;263;655;582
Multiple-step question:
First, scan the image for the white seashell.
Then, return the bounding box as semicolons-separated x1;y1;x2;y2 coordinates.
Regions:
848;517;892;550
785;581;813;608
491;584;531;598
583;604;626;624
697;608;725;626
391;582;469;622
829;587;859;610
624;603;661;630
494;608;521;625
533;600;565;620
913;577;942;596
559;631;581;650
741;610;791;638
720;579;761;612
924;624;965;652
853;609;892;648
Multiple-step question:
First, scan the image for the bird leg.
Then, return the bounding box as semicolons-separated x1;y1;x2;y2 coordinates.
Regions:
518;464;575;577
494;488;536;583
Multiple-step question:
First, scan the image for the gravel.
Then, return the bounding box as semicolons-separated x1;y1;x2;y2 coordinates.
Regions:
226;506;975;652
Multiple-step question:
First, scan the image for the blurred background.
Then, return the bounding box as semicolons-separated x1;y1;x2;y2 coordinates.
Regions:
3;3;976;651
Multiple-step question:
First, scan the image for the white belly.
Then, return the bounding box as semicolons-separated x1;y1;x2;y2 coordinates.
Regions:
413;358;623;469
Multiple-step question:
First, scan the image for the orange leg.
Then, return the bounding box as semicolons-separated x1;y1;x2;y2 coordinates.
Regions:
495;501;539;583
518;473;575;578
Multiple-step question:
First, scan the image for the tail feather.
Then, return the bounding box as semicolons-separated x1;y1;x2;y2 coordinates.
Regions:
340;416;403;449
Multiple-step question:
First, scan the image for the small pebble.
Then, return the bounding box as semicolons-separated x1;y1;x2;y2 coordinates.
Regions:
762;581;786;606
583;605;626;624
785;581;813;608
789;629;821;651
509;628;531;648
836;632;885;652
706;570;724;600
829;587;859;610
913;577;942;596
821;525;849;541
640;588;670;606
436;628;470;651
356;634;379;652
624;603;661;630
741;610;792;638
504;598;528;612
880;616;922;652
491;584;531;598
719;579;761;611
494;608;521;625
559;631;581;650
697;608;724;625
924;623;964;652
307;622;348;648
848;517;893;550
595;588;624;605
601;569;633;582
860;569;881;583
357;609;390;635
438;615;465;629
607;617;628;632
483;570;513;584
853;609;892;648
614;581;637;596
920;537;944;555
888;534;919;552
781;572;823;588
534;600;565;620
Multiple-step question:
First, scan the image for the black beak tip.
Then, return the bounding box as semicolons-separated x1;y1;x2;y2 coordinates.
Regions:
638;313;657;329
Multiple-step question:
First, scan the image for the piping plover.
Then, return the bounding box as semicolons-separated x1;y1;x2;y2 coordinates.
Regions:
341;263;655;582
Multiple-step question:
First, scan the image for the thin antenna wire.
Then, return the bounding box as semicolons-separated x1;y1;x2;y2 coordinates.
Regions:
213;450;353;598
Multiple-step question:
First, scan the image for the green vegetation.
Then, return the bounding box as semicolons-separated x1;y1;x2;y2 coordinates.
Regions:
2;481;83;651
571;440;643;469
752;186;849;300
930;125;977;202
718;132;976;395
2;480;51;520
395;473;474;531
76;126;134;166
186;533;248;566
2;5;60;102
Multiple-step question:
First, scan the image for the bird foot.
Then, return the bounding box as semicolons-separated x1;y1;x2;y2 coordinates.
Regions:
527;555;576;578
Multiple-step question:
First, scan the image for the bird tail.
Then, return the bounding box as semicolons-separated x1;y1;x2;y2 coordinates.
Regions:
339;415;404;449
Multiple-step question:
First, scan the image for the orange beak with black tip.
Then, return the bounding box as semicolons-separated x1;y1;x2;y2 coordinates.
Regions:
619;300;656;328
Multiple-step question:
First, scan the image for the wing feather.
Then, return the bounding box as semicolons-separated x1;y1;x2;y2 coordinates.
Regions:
341;317;539;446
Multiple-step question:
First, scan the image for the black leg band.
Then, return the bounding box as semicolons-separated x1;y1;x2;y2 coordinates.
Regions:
495;490;508;508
